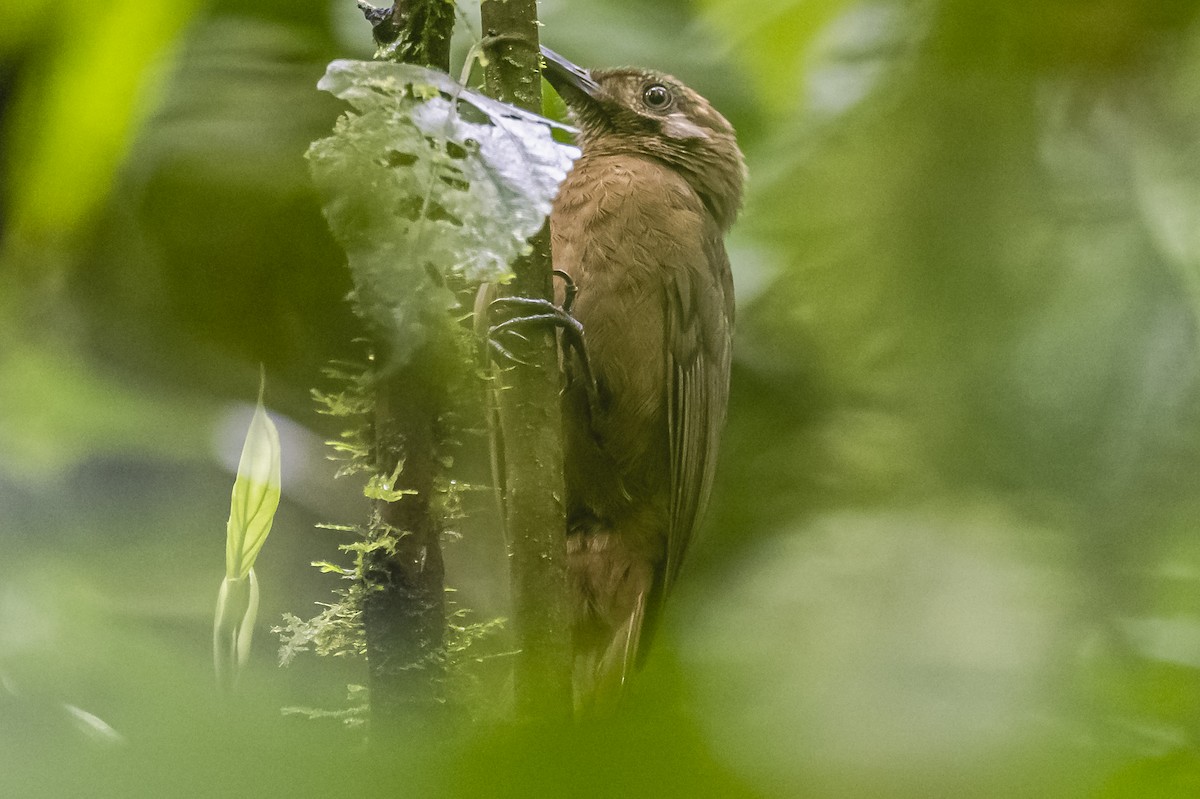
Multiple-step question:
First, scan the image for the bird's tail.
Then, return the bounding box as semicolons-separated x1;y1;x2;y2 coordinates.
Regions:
567;520;664;716
572;590;647;716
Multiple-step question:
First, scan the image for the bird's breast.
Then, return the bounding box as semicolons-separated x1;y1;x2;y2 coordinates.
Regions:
551;154;709;289
550;153;716;500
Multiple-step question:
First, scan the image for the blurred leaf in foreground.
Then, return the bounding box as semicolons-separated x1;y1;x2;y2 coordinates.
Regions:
682;504;1086;797
3;0;202;250
0;341;213;482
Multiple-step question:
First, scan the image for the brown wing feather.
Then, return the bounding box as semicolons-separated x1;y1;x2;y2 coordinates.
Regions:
599;227;733;683
663;238;734;594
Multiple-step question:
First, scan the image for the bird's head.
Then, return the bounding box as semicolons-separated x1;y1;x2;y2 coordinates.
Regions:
541;47;746;231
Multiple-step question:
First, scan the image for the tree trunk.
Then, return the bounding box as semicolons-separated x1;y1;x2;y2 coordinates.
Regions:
358;0;456;738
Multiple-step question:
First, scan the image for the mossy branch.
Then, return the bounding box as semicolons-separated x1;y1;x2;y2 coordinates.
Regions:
352;0;458;737
480;0;573;719
359;0;455;67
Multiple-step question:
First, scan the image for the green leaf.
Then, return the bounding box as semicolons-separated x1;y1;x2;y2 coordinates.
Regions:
225;379;282;580
212;570;261;692
4;0;203;243
307;60;580;365
0;0;53;55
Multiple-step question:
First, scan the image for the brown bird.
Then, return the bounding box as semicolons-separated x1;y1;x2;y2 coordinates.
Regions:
542;47;745;710
490;47;744;710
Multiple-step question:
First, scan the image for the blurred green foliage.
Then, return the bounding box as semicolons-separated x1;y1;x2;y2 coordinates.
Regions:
4;0;1200;796
5;0;202;247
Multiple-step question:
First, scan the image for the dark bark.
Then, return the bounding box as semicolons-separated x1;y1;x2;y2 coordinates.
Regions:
361;0;455;69
480;1;574;719
362;337;451;734
356;0;456;737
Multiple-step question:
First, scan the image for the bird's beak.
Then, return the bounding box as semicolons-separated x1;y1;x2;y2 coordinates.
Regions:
540;46;601;106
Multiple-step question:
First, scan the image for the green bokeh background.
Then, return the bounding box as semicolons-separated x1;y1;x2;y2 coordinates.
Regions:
4;0;1200;795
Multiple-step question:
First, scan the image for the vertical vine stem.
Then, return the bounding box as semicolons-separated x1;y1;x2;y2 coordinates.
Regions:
480;1;574;719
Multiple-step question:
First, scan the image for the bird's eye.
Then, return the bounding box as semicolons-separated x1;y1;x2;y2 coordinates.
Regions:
642;84;671;110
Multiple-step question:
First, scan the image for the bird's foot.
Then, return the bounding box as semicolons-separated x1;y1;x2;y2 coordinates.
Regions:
486;270;582;364
485;272;599;411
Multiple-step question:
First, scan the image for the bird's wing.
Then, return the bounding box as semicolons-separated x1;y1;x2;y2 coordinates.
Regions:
663;237;734;594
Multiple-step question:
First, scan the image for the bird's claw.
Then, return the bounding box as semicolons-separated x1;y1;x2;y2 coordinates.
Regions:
553;270;579;314
484;288;600;414
490;307;584;340
486;298;582;363
488;338;533;367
